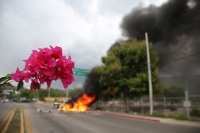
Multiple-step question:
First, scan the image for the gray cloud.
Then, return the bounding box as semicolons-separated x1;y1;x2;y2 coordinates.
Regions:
0;0;166;89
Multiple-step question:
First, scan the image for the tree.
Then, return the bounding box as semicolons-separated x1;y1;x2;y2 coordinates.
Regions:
95;39;161;113
50;88;66;97
20;89;34;99
68;88;83;98
0;74;16;92
38;89;48;101
0;89;4;98
163;85;184;105
163;86;184;97
8;91;14;99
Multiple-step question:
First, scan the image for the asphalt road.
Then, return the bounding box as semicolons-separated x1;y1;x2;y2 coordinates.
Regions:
0;102;199;133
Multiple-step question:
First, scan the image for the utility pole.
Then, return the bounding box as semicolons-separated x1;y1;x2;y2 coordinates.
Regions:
185;78;190;118
66;49;70;102
185;90;190;118
66;89;68;101
48;88;50;98
145;32;153;115
37;89;39;101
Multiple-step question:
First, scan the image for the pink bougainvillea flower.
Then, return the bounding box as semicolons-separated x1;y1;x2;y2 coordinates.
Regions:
56;55;68;68
60;74;75;88
12;46;74;90
57;67;74;88
38;57;56;75
39;58;56;72
50;46;62;59
66;56;74;67
45;78;52;89
11;68;24;82
36;47;51;64
23;72;32;83
38;74;45;84
56;56;74;70
38;47;51;55
30;80;40;91
46;58;56;68
33;73;39;82
57;67;69;77
23;54;40;74
39;65;55;77
65;57;74;72
38;74;57;89
44;75;57;89
23;61;36;74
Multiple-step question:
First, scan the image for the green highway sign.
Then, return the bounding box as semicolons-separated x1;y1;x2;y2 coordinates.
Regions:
73;71;88;76
72;68;90;76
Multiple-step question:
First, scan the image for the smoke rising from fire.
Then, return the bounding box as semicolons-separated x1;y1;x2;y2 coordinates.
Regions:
119;0;200;74
65;68;107;110
65;0;200;107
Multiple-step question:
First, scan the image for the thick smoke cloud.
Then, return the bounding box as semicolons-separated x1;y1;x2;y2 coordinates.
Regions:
120;0;200;75
67;0;200;101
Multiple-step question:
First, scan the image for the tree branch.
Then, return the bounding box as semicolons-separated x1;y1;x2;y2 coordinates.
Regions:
0;79;12;88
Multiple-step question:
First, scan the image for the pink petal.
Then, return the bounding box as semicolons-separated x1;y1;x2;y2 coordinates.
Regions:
50;46;62;59
11;68;24;82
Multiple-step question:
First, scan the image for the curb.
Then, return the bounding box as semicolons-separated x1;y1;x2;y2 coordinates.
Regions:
95;111;200;128
160;119;200;128
98;111;160;122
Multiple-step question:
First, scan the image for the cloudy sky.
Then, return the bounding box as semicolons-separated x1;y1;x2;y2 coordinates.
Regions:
0;0;167;90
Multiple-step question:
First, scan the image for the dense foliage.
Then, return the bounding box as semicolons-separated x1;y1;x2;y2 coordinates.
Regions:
95;39;161;112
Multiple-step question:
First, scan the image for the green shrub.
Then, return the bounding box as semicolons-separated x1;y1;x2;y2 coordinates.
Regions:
168;114;188;120
150;112;198;121
190;108;200;117
152;112;166;118
169;106;177;111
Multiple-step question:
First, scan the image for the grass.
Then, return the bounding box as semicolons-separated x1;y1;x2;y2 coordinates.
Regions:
150;112;200;122
6;109;21;133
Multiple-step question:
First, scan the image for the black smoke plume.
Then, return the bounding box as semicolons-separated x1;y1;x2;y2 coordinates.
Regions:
119;0;200;75
67;0;200;103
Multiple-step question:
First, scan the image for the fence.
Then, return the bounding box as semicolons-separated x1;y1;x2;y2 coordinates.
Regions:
93;95;200;118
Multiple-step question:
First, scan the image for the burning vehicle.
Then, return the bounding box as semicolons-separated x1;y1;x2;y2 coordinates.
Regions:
53;101;63;108
57;67;107;113
58;93;95;112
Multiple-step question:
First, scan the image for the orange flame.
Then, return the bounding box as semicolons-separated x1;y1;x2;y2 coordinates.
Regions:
58;93;95;112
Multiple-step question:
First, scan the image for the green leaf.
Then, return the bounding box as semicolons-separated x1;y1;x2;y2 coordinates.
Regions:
6;74;11;80
0;76;7;83
0;74;12;83
17;80;24;91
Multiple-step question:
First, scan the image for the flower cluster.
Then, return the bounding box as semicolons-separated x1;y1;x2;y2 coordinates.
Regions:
11;46;74;90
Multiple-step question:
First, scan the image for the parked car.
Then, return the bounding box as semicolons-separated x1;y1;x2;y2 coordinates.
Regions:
5;99;9;102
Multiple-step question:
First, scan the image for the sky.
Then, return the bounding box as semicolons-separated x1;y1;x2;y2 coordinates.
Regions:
0;0;168;90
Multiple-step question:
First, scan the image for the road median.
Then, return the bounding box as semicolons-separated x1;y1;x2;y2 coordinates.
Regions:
0;109;33;133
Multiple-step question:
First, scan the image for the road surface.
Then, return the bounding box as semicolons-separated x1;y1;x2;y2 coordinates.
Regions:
0;102;199;133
